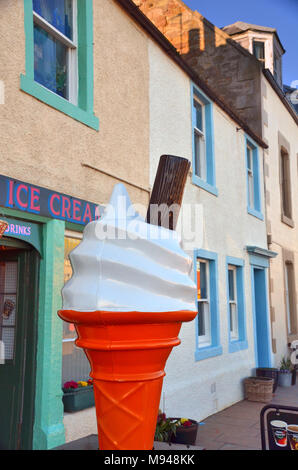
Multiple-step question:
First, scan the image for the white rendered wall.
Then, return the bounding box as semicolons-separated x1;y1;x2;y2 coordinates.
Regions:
261;75;298;367
148;40;269;422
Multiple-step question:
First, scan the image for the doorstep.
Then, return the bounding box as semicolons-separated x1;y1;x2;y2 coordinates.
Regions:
54;434;204;450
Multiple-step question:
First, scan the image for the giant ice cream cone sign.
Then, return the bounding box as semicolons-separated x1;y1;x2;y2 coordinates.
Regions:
58;155;197;450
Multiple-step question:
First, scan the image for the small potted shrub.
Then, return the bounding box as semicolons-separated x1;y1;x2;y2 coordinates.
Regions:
278;356;293;387
62;378;95;412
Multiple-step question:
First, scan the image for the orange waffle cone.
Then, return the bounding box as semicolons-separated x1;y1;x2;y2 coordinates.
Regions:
58;309;197;450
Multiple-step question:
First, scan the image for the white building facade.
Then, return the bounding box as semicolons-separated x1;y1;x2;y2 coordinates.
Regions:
148;39;274;421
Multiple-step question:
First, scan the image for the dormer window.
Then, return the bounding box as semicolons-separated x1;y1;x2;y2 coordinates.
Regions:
253;40;265;67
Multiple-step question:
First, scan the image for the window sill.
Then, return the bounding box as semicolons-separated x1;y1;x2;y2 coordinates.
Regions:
281;213;295;228
229;339;248;353
247;206;264;221
195;345;223;361
192;174;218;196
20;74;99;131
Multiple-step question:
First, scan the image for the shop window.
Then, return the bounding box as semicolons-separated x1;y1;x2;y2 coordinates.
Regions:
21;0;99;130
62;231;91;384
0;262;17;362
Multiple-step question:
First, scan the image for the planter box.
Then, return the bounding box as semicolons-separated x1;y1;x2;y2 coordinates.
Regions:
169;418;198;446
244;376;273;402
62;386;95;412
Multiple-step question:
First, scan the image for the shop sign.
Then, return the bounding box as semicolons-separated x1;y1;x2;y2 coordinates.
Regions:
0;175;103;225
2;217;42;254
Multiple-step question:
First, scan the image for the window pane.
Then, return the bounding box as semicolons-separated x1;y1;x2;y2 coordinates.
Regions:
0;262;18;362
281;152;291;218
198;302;210;338
198;302;205;336
197;261;208;300
285;262;297;336
33;0;73;39
253;41;265;61
34;24;68;99
248;173;254;208
62;235;91;385
247;147;253;171
229;303;238;337
194;99;203;131
228;269;235;301
195;133;206;180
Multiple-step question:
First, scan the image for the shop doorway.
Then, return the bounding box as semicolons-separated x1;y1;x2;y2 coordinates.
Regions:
0;238;39;449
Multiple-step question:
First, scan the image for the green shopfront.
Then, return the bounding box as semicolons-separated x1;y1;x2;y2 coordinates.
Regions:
0;175;102;449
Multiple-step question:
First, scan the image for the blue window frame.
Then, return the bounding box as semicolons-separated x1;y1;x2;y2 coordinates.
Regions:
191;85;217;196
194;249;222;361
245;136;263;220
226;257;248;353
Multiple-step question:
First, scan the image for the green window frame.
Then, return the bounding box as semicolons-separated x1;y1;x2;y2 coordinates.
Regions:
21;0;99;131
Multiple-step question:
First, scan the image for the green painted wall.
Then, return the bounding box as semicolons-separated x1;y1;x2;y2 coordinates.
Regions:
33;219;66;449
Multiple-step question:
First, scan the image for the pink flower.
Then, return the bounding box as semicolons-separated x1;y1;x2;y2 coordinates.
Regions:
182;420;192;427
64;381;78;389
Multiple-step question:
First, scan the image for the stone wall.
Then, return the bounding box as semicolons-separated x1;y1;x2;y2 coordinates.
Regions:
133;0;263;137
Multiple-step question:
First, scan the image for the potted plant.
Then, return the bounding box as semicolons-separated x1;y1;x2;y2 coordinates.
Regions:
170;418;198;446
278;356;293;387
62;378;95;412
154;411;198;446
154;411;179;443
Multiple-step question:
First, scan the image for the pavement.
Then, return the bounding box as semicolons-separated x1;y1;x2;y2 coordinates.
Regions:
59;379;298;451
196;380;298;450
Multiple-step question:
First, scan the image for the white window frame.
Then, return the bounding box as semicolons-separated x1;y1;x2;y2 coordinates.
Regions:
33;0;78;105
197;259;211;347
228;265;239;341
247;144;254;208
193;97;207;181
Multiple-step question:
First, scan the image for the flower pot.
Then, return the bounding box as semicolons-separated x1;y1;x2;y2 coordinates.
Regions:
169;418;198;446
244;376;273;402
62;385;95;412
256;367;279;392
278;370;292;387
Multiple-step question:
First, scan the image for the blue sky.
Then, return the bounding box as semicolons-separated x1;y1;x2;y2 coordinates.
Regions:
182;0;297;86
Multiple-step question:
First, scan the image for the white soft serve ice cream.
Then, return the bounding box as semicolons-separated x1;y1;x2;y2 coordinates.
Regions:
62;184;197;313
